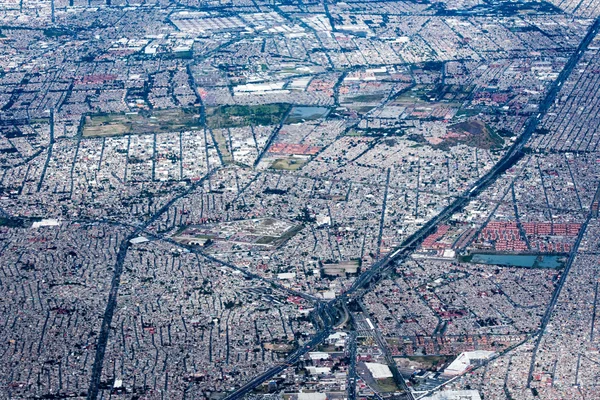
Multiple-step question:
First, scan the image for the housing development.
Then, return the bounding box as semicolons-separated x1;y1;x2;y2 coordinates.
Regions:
1;0;600;399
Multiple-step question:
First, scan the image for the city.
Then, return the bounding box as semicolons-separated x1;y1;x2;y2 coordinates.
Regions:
0;0;600;399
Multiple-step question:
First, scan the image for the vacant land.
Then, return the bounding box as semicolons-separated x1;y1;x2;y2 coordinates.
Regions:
82;108;201;137
323;260;360;276
444;120;504;150
270;157;307;171
395;355;452;372
172;217;302;249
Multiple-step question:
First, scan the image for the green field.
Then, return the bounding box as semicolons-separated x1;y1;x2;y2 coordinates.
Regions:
205;104;289;129
82;108;202;137
394;85;430;103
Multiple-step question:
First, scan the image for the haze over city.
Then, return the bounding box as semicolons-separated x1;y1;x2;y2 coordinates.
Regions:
1;0;600;399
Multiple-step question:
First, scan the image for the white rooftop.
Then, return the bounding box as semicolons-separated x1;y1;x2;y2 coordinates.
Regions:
445;351;494;376
365;362;393;379
31;219;60;228
422;390;482;400
298;392;327;400
130;236;150;244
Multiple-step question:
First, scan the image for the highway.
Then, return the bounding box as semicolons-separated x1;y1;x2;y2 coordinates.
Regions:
221;15;600;400
526;214;592;387
358;300;414;400
347;332;358;400
222;329;332;400
88;171;219;400
338;15;600;304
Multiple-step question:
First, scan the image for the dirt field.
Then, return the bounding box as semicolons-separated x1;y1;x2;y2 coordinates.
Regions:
82;108;201;137
270;157;307;171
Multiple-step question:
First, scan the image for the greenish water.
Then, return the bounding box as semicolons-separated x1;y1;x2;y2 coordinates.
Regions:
287;106;329;122
468;253;564;269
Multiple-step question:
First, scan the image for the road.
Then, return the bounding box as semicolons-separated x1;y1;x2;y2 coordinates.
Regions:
252;105;293;168
222;329;331;400
526;214;592;387
338;15;600;304
347;332;358;400
376;168;391;260
214;15;600;400
36;109;54;193
87;171;219;400
358;300;414;400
